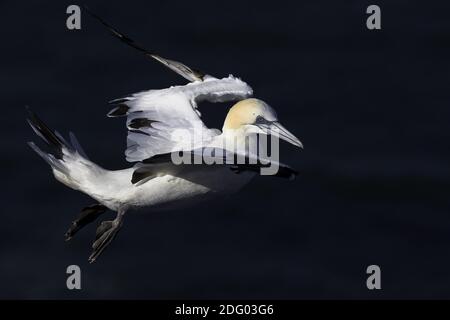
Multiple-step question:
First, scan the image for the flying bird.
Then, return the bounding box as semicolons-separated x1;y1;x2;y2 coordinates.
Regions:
27;9;303;263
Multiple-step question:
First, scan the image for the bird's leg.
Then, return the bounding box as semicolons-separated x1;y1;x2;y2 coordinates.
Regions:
88;209;126;263
65;204;107;241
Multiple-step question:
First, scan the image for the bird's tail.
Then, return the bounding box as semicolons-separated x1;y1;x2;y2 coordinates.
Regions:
26;108;104;192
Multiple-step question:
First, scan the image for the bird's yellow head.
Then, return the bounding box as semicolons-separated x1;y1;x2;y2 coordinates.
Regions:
222;98;303;148
223;98;276;130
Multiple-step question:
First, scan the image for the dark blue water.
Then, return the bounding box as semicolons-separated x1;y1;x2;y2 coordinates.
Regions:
2;0;450;298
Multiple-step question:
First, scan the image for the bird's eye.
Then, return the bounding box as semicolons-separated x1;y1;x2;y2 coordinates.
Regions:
255;115;270;125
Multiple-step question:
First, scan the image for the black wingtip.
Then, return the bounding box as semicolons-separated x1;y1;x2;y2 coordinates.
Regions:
107;103;129;117
82;5;102;24
128;118;158;129
83;6;205;82
26;109;68;159
83;5;137;45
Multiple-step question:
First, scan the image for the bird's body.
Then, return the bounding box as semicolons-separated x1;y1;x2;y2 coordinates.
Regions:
57;157;254;213
27;9;303;262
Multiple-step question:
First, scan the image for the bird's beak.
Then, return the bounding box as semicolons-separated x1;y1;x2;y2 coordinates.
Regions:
257;121;303;148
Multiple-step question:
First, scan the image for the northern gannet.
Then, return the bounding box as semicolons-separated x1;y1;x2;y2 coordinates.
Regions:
27;10;303;263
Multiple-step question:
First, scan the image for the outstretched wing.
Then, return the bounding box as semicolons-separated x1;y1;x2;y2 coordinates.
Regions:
84;6;205;82
109;76;253;162
131;148;298;186
86;8;253;161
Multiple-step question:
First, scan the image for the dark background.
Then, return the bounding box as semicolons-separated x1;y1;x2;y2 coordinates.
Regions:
2;0;450;299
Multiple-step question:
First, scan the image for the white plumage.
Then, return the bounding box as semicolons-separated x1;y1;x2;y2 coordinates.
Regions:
121;75;253;162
